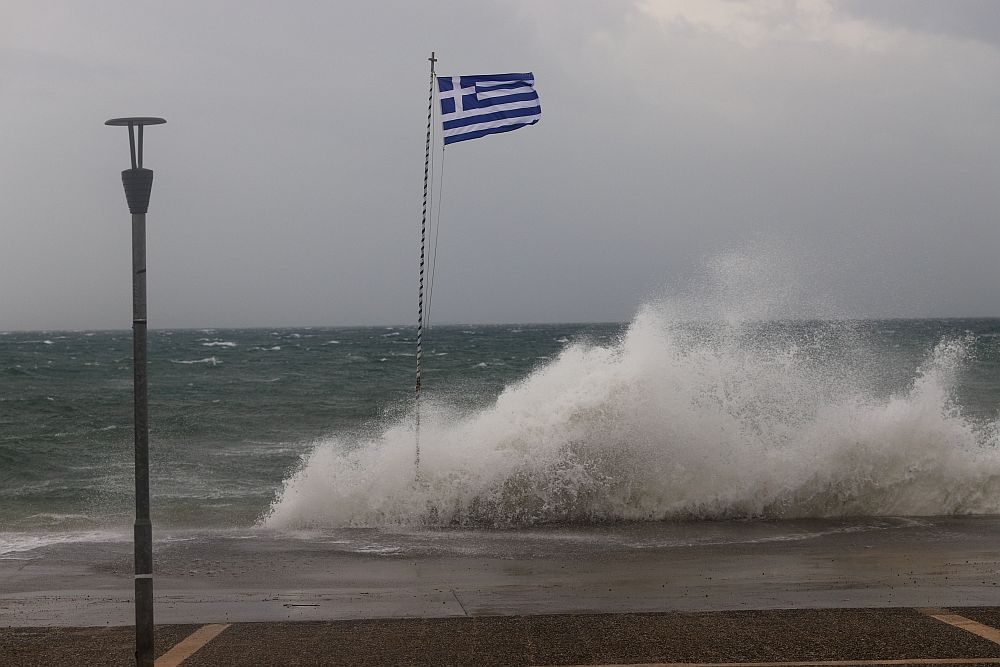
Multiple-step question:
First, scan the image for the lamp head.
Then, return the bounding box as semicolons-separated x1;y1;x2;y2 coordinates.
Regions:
106;117;166;213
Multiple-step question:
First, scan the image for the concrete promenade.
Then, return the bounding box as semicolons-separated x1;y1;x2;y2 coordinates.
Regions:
5;517;1000;626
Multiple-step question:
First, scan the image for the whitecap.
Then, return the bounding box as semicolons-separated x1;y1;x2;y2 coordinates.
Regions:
0;530;129;557
171;357;221;366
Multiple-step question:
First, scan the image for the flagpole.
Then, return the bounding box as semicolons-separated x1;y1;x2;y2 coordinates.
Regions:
416;51;436;480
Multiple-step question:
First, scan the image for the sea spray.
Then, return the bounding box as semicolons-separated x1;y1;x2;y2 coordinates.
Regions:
262;308;1000;529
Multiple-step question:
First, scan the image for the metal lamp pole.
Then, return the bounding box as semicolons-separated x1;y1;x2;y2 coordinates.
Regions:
105;116;166;667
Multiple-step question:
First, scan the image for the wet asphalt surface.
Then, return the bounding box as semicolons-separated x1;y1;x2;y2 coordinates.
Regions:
6;608;1000;666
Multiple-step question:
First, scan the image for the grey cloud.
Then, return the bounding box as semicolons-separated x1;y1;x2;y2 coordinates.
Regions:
4;1;1000;330
838;0;1000;48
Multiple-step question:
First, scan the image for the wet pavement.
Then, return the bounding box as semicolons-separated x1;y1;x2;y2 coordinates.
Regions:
3;516;1000;626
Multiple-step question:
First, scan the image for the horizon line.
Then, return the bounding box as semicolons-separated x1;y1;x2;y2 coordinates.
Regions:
6;315;1000;334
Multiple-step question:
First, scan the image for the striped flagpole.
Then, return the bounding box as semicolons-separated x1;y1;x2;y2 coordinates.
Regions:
416;51;436;479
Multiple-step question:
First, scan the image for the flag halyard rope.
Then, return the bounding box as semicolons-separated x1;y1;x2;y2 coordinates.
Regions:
426;142;445;328
416;51;437;480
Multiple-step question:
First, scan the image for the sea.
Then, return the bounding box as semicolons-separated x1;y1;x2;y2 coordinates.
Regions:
5;311;1000;557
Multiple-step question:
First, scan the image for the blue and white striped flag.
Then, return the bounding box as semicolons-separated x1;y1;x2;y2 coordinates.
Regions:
438;73;540;145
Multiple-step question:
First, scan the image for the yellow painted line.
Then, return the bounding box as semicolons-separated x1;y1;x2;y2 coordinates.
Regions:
544;660;1000;667
155;623;231;667
921;609;1000;646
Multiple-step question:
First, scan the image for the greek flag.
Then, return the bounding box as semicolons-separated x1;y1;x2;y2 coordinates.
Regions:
438;73;540;145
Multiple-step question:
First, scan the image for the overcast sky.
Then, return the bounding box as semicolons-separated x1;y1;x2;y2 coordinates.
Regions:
4;0;1000;330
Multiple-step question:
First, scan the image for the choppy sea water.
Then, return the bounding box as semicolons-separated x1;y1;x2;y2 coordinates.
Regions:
0;324;614;533
5;314;1000;556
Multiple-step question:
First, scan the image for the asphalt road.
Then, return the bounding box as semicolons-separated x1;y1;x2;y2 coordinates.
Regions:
6;608;1000;666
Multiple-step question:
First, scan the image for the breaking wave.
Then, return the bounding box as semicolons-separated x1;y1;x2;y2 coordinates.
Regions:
264;247;1000;528
263;303;1000;528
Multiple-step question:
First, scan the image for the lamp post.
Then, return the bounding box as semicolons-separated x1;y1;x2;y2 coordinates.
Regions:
105;116;166;667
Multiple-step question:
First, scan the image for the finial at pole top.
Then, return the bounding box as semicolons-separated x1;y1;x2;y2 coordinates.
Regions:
429;51;437;74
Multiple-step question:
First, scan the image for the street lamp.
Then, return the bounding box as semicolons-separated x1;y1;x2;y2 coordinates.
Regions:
105;116;166;667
